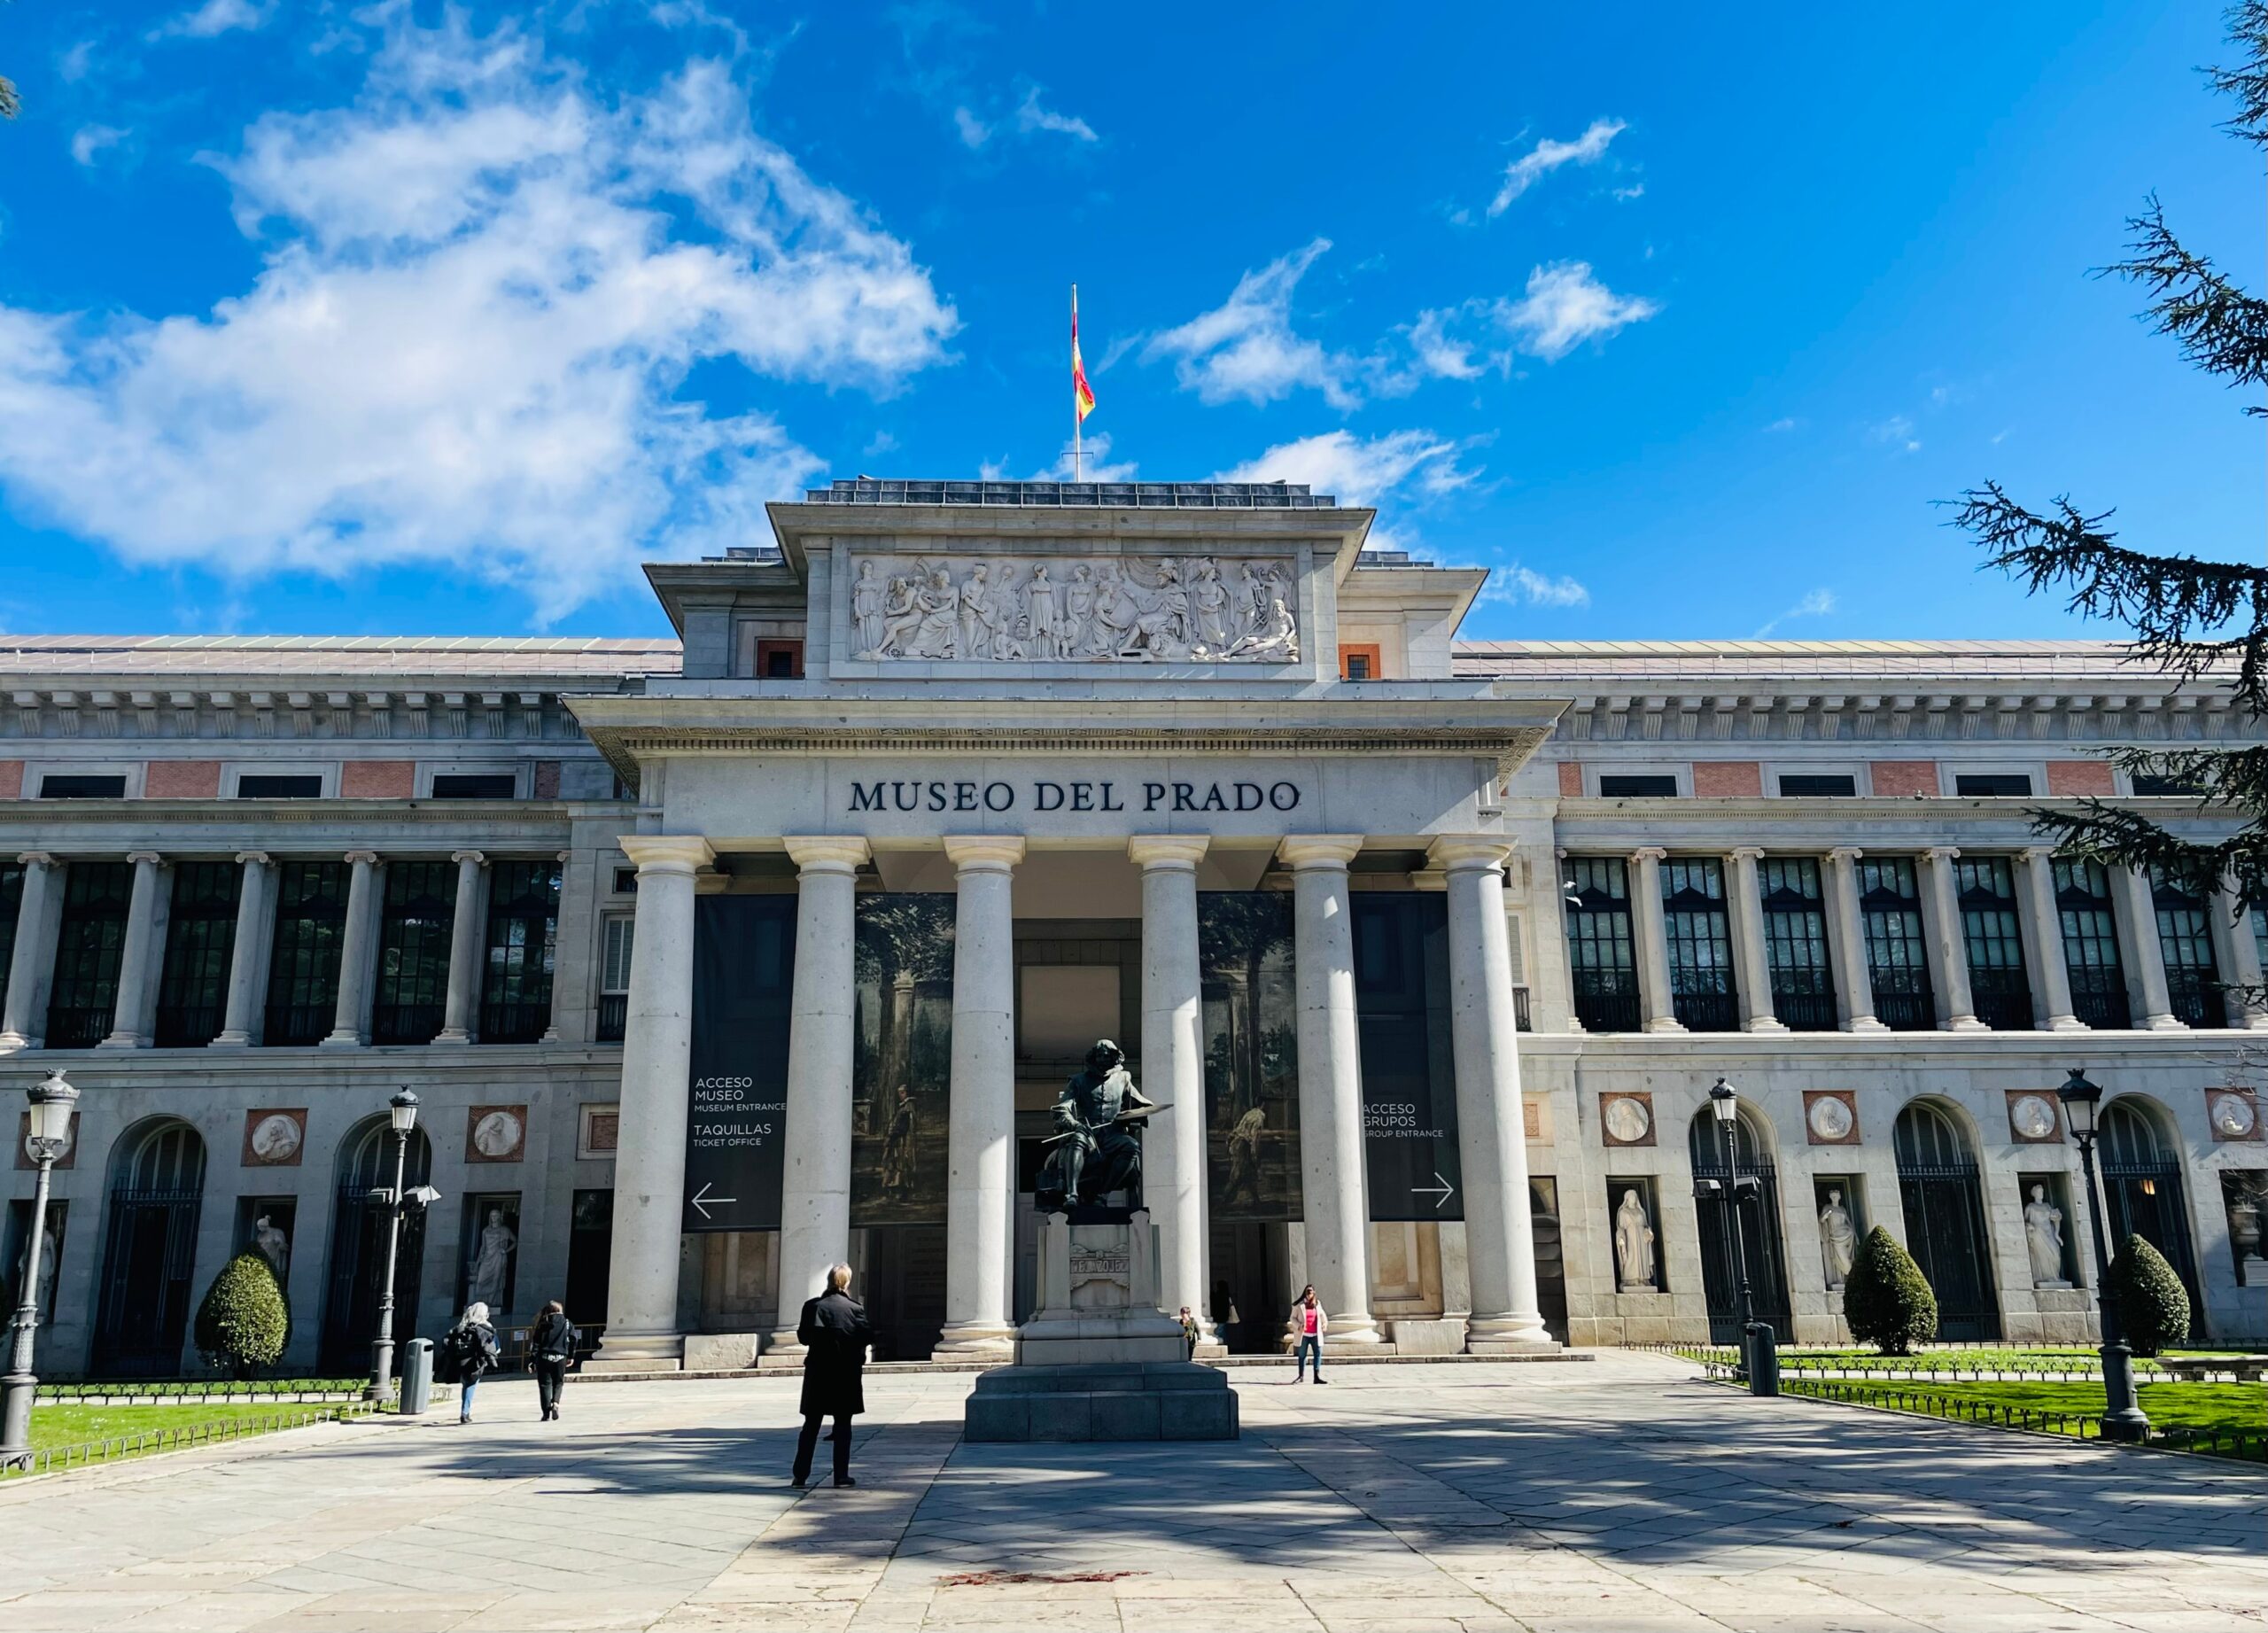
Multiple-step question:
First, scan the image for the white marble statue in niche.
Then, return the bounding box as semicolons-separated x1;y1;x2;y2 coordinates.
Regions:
851;554;1299;663
1818;1187;1856;1289
252;1213;290;1277
1613;1187;1658;1291
2023;1184;2071;1288
467;1208;517;1310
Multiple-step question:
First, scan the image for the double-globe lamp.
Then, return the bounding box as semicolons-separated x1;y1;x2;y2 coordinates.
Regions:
1;1070;81;1468
2055;1068;2150;1442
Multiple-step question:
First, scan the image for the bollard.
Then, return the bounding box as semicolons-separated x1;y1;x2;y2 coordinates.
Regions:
400;1338;435;1416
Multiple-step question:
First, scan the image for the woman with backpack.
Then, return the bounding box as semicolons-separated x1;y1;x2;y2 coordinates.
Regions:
447;1302;501;1424
529;1300;577;1421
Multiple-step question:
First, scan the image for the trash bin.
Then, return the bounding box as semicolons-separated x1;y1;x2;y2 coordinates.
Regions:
1744;1323;1781;1397
400;1337;434;1416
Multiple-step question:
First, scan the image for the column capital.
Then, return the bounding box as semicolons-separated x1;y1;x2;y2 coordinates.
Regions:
449;848;486;867
1128;835;1208;869
2021;844;2057;863
1426;836;1511;873
16;851;55;868
783;834;870;873
620;835;715;874
344;849;381;866
1728;845;1767;863
233;851;273;867
1278;834;1363;869
944;835;1028;870
1826;845;1865;864
556;849;571;865
1628;845;1667;865
125;851;163;867
1923;844;1962;863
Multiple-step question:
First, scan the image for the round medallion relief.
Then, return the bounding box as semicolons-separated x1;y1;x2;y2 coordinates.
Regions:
1806;1095;1854;1142
2210;1092;2258;1140
1603;1096;1651;1144
2008;1093;2059;1141
471;1109;524;1159
248;1114;302;1162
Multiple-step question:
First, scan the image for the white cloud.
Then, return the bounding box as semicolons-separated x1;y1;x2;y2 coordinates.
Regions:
1036;431;1135;483
1212;428;1469;506
0;12;957;621
1143;238;1355;410
70;125;128;167
1015;87;1097;144
1612;183;1645;201
1488;118;1624;215
1765;416;1798;433
1497;261;1658;362
952;106;990;148
58;39;97;83
1869;415;1921;453
1497;566;1590;608
150;0;274;42
1753;587;1837;637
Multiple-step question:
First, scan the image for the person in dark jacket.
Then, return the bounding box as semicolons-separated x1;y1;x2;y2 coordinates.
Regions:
791;1263;873;1489
448;1302;501;1423
529;1300;576;1421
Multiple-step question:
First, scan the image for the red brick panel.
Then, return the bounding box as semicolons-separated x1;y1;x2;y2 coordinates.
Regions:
1557;761;1583;797
1692;760;1762;798
1868;761;1940;797
144;759;221;798
341;760;416;798
0;761;21;799
2046;758;2116;797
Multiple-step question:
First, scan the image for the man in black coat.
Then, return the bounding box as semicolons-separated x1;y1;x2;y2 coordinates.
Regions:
791;1263;873;1489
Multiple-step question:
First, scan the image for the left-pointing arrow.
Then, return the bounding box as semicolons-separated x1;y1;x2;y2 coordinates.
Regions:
690;1181;738;1220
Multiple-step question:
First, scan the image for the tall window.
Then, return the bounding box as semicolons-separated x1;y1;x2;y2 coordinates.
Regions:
2149;866;2222;1028
1759;858;1836;1030
1857;858;1933;1030
154;861;240;1047
0;859;23;1023
1564;857;1640;1032
478;859;561;1044
1661;858;1737;1030
2054;859;2130;1030
265;860;348;1046
46;861;131;1047
1954;857;2031;1030
371;860;457;1046
597;915;633;1042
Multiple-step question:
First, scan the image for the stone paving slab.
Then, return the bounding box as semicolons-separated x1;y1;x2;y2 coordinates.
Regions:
0;1353;2258;1631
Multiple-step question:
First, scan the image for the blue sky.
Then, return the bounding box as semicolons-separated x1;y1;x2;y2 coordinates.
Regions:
0;0;2256;642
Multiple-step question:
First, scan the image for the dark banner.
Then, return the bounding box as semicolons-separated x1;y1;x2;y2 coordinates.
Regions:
683;895;796;1233
1352;892;1464;1222
1200;891;1303;1224
850;894;955;1228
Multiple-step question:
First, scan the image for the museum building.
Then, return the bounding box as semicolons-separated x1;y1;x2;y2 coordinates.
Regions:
2;478;2264;1378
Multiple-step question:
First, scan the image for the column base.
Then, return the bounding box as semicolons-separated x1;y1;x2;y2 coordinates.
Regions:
2142;1014;2188;1032
1741;1017;1790;1034
318;1031;365;1050
2241;1015;2268;1032
584;1331;684;1372
1845;1017;1890;1034
2045;1015;2087;1032
933;1322;1016;1361
1642;1017;1688;1034
1319;1318;1384;1346
1467;1313;1558;1352
208;1030;253;1049
96;1033;151;1050
0;1034;28;1054
1945;1016;1990;1033
435;1027;471;1045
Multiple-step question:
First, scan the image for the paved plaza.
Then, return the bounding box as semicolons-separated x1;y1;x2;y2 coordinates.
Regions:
0;1351;2259;1632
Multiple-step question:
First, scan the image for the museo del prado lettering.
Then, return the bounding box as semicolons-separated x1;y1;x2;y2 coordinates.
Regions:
844;777;1303;814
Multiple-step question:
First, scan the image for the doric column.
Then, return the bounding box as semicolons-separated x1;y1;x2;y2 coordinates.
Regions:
1430;838;1556;1352
211;851;277;1048
936;836;1024;1358
0;854;63;1051
2018;848;2082;1031
768;836;868;1357
1918;846;1987;1030
598;835;712;1366
2111;865;2183;1030
435;849;487;1044
1822;847;1886;1032
1726;847;1784;1033
1628;847;1684;1032
2210;870;2268;1030
1129;835;1211;1342
1279;835;1379;1344
321;851;382;1048
98;851;167;1049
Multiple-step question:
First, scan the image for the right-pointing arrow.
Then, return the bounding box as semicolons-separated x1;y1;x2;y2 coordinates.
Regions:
1414;1171;1455;1210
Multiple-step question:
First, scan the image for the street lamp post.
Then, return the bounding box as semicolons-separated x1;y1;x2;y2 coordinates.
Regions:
366;1088;421;1404
2057;1068;2149;1442
2;1070;80;1469
1708;1077;1777;1396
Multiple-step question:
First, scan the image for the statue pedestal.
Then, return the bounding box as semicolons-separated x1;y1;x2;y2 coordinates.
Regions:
964;1209;1239;1442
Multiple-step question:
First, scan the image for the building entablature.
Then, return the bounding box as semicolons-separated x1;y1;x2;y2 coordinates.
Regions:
0;796;586;855
1542;794;2240;852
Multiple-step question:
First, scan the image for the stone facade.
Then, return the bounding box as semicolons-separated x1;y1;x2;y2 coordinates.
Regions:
0;479;2262;1381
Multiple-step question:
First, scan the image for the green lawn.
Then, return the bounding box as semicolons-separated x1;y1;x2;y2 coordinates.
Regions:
1878;1380;2265;1434
1683;1344;2249;1374
7;1399;365;1474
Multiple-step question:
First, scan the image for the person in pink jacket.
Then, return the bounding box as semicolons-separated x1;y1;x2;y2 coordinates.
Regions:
1292;1286;1328;1383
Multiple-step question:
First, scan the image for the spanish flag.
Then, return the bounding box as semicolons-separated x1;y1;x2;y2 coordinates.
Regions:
1072;284;1097;423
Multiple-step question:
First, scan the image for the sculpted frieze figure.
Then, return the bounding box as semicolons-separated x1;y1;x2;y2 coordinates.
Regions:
850;552;1299;663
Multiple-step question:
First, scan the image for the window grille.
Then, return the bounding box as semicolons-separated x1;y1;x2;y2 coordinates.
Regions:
1954;857;2031;1030
264;860;347;1046
371;860;456;1045
46;861;131;1048
154;861;240;1047
1759;858;1837;1030
597;915;634;1043
1661;858;1738;1031
1597;774;1677;798
1564;857;1640;1031
1857;858;1933;1030
478;859;560;1044
1954;774;2032;797
2054;859;2130;1030
237;774;322;799
2149;866;2223;1028
431;773;516;800
1778;774;1856;798
41;774;126;799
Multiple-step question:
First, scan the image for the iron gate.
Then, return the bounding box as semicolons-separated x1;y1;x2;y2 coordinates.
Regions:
1690;1155;1792;1344
91;1188;203;1376
1897;1163;2001;1340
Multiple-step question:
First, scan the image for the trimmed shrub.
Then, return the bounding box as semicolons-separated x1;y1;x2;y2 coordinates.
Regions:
2109;1233;2190;1357
195;1252;290;1378
1842;1225;1939;1355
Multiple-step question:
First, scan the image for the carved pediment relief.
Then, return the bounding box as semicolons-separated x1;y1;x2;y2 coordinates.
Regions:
848;553;1299;664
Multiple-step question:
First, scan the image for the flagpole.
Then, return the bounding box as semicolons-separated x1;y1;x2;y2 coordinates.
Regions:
1071;284;1082;484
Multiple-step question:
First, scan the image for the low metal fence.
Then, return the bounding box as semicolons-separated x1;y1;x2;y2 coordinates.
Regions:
7;1402;377;1478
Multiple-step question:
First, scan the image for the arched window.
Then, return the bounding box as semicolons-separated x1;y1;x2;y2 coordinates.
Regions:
2101;1100;2170;1169
1686;1107;1788;1342
2099;1098;2198;1303
93;1119;208;1375
1891;1100;1998;1341
1891;1100;1973;1170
